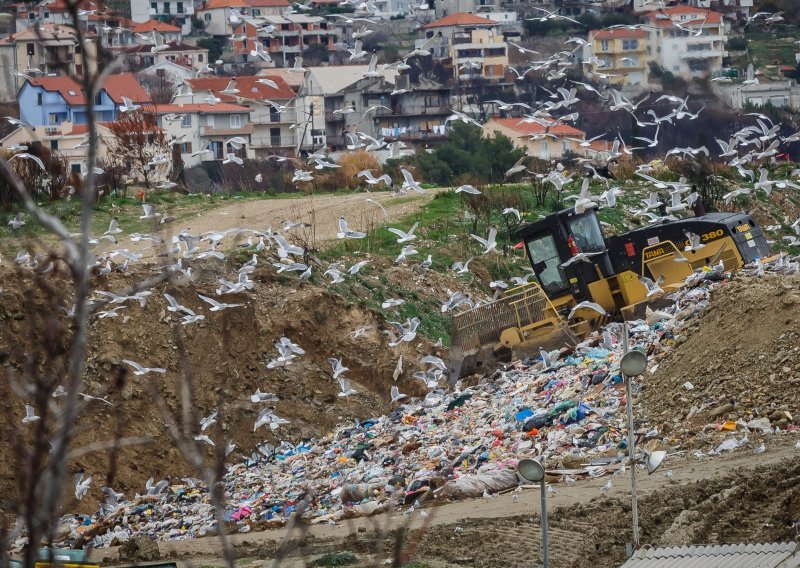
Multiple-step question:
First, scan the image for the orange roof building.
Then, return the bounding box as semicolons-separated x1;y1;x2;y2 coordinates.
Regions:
186;75;296;102
642;6;727;79
484;117;611;161
422;12;498;29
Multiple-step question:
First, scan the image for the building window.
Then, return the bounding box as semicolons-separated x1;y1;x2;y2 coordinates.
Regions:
253;8;261;15
622;39;638;50
28;12;35;20
688;59;709;71
687;43;711;51
177;1;184;13
95;92;102;105
71;163;81;173
50;139;58;150
27;42;35;56
600;40;609;51
541;140;549;158
181;114;191;127
562;140;569;154
181;141;193;153
204;13;211;22
230;114;242;128
198;53;203;62
37;93;43;105
151;1;157;9
163;2;170;14
49;113;58;124
206;115;214;128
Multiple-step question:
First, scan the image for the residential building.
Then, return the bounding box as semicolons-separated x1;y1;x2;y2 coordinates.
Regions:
295;65;452;152
138;60;197;86
716;79;800;110
184;75;298;156
687;0;752;20
197;0;291;37
257;68;303;92
130;20;184;43
131;0;195;36
18;73;152;127
124;42;209;71
0;24;99;100
370;0;414;18
149;103;254;167
0;121;113;173
419;13;509;82
296;65;397;152
232;14;334;67
587;28;648;88
643;6;727;79
483;117;610;160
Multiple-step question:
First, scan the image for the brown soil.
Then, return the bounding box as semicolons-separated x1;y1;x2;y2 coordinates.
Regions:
0;256;472;514
640;274;800;435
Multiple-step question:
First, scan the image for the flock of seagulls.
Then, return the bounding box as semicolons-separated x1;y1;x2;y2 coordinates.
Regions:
3;3;800;517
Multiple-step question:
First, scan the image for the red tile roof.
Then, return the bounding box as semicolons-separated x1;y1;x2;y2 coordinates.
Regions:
246;0;291;5
422;12;497;29
200;0;247;8
26;76;85;105
186;75;295;101
131;19;182;33
103;73;152;104
644;6;722;26
488;117;585;137
590;28;646;40
145;103;251;114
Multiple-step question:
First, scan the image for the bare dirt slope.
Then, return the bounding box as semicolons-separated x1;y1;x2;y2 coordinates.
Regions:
641;273;800;433
0;261;451;514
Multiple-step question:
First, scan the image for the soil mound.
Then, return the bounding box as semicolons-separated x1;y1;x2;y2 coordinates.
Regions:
641;274;800;430
0;260;451;512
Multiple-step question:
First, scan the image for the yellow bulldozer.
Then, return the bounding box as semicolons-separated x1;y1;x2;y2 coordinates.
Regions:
449;206;773;377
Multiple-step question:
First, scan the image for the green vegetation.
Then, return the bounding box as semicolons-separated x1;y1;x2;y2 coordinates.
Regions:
312;552;358;566
745;29;800;67
412;122;525;185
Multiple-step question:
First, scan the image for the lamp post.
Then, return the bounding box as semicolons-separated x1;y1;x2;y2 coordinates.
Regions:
517;457;549;568
619;322;648;548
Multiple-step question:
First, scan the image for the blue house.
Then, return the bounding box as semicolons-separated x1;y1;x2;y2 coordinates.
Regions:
18;73;151;127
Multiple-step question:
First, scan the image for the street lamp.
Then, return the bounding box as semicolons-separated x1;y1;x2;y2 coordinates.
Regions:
517;457;549;568
619;323;657;549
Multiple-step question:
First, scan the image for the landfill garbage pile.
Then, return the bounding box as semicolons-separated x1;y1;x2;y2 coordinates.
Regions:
641;271;800;438
43;255;799;551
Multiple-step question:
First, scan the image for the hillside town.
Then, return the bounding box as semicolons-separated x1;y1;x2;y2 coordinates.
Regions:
1;0;800;176
2;0;800;567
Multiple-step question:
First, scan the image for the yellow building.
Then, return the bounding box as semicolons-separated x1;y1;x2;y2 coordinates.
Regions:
587;28;648;87
420;13;509;82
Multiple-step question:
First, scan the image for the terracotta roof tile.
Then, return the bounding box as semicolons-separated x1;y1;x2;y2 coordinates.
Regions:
26;76;85;105
131;19;182;33
187;75;295;101
644;6;722;26
103;73;152;104
144;103;251;114
488;117;585;137
422;12;498;29
590;28;646;40
246;0;291;6
200;0;248;9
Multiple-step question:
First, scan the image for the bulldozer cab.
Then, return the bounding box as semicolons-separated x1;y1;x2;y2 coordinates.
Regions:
516;208;615;305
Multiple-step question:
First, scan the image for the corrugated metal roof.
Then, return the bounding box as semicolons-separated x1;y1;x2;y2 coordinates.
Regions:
620;542;800;568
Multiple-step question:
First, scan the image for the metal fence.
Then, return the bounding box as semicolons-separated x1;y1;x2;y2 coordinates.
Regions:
451;283;553;353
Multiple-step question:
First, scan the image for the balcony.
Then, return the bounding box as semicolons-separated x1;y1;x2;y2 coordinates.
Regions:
250;134;297;149
324;111;346;122
200;124;255;137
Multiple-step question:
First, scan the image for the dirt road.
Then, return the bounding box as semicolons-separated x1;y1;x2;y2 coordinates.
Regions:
172;190;437;244
101;435;800;567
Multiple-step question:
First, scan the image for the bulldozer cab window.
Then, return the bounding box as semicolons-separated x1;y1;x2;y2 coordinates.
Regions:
567;214;605;253
527;234;568;293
